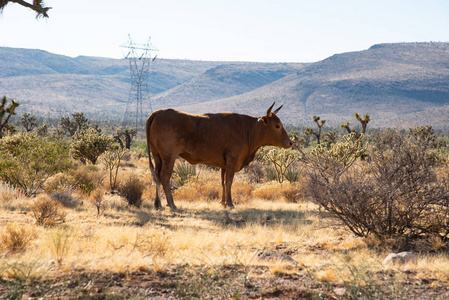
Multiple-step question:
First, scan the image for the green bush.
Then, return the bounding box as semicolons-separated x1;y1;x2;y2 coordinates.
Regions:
70;128;114;164
0;133;72;196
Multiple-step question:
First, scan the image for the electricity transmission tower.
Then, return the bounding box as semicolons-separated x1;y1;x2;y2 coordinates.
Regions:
120;35;157;132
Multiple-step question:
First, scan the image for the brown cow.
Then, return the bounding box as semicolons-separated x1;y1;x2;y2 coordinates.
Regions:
146;102;292;210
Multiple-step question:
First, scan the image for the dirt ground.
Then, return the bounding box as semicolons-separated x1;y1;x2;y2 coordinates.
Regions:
2;259;449;299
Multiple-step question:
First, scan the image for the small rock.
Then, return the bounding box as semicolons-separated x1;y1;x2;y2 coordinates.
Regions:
382;251;417;267
52;193;83;208
255;250;299;266
334;287;346;296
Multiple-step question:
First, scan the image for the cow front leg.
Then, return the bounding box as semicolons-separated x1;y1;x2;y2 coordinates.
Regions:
224;167;236;209
159;157;177;210
220;168;226;207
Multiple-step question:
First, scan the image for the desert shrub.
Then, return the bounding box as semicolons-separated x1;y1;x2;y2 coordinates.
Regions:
100;148;128;190
71;164;105;196
281;183;303;203
265;167;278;181
231;179;253;203
252;182;283;201
70;128;115;164
306;130;449;240
172;160;196;188
90;187;106;215
244;161;266;183
284;163;303;183
0;181;20;204
174;171;221;202
30;195;67;226
0;133;72;196
252;181;303;203
1;224;36;253
44;173;76;195
131;148;147;160
261;147;302;183
49;228;72;265
118;174;145;207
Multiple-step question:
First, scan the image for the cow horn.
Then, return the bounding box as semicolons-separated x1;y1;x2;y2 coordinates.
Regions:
267;102;275;117
273;105;283;115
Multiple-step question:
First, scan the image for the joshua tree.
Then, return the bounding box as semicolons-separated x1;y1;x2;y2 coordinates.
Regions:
325;130;337;144
0;96;20;139
60;112;90;137
0;0;51;18
21;112;37;132
305;115;325;144
114;128;137;150
341;113;370;140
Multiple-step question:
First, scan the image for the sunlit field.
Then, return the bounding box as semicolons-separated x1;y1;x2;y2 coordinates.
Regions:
1;158;449;299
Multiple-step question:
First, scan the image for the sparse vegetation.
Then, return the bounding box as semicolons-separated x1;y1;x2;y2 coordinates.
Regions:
1;109;449;298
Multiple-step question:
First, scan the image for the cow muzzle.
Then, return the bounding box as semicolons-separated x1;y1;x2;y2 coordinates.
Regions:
283;140;293;149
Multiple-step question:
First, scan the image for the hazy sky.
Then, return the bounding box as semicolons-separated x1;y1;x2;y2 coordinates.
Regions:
1;0;448;62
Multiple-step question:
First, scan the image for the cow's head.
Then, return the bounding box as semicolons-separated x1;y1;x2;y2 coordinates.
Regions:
259;102;293;149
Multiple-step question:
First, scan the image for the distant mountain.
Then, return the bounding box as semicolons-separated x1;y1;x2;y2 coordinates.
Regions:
1;43;449;129
152;63;305;108
177;43;449;129
0;47;303;119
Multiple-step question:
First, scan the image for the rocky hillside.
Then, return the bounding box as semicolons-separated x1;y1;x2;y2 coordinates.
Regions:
178;43;449;129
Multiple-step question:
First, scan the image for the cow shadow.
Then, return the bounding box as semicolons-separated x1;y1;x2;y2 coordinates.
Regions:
133;203;316;231
192;207;315;230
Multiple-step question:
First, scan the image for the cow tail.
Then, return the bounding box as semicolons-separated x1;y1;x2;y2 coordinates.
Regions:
146;113;160;185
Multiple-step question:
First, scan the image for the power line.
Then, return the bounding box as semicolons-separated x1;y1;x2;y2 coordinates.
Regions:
120;35;158;132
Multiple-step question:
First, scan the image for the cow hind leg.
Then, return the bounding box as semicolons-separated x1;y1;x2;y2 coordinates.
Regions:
152;153;163;210
159;156;177;210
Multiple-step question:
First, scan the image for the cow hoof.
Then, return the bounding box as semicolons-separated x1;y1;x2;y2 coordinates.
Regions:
169;205;178;212
154;205;164;211
221;202;235;209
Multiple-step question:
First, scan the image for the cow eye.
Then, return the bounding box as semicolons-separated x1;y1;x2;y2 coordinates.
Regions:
276;125;281;129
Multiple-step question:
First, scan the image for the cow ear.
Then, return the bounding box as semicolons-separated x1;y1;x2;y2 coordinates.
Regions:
260;116;269;126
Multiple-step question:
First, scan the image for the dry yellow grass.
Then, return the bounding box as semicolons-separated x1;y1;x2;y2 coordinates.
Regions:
1;160;449;296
